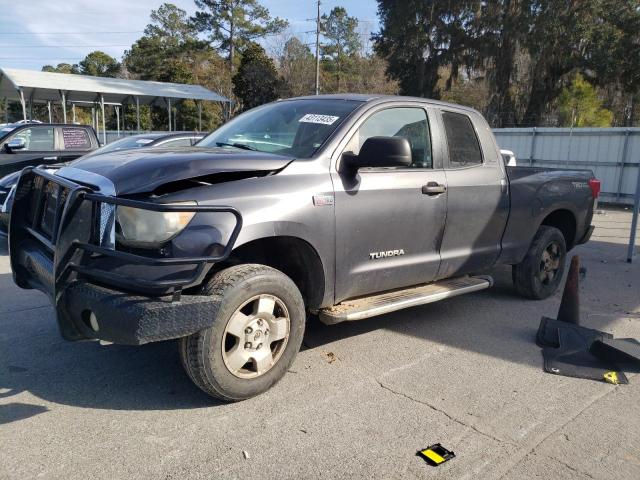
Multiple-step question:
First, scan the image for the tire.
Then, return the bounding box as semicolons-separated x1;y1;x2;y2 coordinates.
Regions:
512;226;567;300
179;264;305;402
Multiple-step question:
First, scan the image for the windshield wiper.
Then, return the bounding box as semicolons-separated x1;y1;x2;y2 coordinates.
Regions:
215;141;258;151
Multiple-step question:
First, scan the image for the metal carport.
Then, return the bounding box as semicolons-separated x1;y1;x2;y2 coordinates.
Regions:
0;67;231;143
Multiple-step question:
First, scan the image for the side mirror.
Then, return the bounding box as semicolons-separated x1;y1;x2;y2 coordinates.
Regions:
342;136;412;174
5;138;26;152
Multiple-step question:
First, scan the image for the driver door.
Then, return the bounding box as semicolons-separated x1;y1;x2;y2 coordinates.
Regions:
332;106;447;302
0;126;56;177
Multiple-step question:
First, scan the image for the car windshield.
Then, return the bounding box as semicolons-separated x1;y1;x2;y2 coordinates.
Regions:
197;99;362;158
96;135;158;154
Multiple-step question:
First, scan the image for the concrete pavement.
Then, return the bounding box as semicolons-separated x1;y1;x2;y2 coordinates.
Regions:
1;208;639;479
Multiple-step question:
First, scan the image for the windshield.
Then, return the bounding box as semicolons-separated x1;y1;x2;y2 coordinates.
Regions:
96;135;158;154
198;99;362;158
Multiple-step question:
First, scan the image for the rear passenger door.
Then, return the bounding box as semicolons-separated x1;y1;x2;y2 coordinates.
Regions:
56;127;96;163
436;110;509;279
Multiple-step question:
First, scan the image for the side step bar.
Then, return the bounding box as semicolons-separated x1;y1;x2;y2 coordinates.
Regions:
319;276;493;325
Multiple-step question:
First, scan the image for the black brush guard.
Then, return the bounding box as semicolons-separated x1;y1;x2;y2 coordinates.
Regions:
9;166;243;344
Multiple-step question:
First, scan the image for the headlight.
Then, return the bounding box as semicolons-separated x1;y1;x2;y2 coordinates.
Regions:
116;201;196;246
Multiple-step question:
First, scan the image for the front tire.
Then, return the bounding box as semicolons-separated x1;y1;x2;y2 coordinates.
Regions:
179;264;305;401
512;226;567;300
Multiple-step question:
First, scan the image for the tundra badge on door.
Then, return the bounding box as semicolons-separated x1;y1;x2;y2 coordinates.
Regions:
369;249;405;260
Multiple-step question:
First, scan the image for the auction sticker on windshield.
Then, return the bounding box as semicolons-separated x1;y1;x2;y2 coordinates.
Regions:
299;114;340;125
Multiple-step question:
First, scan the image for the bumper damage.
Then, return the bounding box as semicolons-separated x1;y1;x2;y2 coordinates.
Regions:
9;166;242;344
61;282;219;345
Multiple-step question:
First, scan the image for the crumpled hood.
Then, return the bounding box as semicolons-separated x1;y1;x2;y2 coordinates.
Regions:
67;146;293;195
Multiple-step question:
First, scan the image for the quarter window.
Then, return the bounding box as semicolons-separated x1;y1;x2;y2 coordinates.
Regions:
442;111;483;167
61;128;92;150
345;107;432;168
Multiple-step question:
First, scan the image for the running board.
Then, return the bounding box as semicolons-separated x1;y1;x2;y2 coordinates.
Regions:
319;276;493;325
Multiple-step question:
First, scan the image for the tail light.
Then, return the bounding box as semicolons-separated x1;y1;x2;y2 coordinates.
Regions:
589;178;601;199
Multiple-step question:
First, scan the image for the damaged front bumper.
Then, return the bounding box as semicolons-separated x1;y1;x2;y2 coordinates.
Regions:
10;166;242;344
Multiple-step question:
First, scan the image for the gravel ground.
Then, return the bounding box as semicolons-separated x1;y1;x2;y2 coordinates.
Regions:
1;207;639;479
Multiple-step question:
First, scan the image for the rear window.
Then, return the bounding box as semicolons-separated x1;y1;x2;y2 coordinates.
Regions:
442;112;483;167
62;128;92;150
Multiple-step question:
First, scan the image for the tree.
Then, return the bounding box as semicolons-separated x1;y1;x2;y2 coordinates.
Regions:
373;1;477;99
279;37;315;97
557;74;613;127
79;51;120;77
124;3;205;83
124;3;230;130
192;0;287;67
232;43;281;110
42;63;79;74
321;7;361;92
478;0;533;127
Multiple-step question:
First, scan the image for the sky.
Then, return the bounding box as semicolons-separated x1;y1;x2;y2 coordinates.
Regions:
0;0;379;71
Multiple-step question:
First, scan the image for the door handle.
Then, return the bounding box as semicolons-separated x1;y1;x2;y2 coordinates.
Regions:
422;182;447;195
43;156;58;161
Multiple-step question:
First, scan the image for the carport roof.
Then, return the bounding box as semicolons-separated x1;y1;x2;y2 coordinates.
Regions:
0;67;231;105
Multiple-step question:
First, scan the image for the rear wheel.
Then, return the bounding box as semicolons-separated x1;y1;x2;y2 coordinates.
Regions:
179;264;305;401
512;226;567;300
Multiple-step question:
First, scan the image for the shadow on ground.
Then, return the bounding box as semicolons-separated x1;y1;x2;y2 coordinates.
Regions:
0;239;637;416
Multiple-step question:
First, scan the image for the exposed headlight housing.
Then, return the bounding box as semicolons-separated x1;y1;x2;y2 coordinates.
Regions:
116;201;196;246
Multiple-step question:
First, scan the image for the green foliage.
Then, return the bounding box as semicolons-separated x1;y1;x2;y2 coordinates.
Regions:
374;0;640;126
122;3;230;130
42;63;79;74
232;43;281;110
79;51;120;77
321;7;362;92
192;0;288;65
124;3;205;83
279;37;316;97
558;75;613;127
374;1;476;99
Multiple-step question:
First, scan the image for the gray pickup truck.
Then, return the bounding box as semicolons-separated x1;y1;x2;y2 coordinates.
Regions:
9;94;599;401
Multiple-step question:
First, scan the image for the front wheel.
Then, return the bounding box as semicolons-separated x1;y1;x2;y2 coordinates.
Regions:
512;226;567;300
179;264;305;401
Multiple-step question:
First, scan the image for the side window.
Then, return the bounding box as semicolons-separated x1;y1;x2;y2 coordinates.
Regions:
442;111;483;167
345;107;432;168
7;127;54;151
61;128;92;151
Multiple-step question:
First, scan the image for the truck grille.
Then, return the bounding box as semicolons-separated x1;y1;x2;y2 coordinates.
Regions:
28;176;70;243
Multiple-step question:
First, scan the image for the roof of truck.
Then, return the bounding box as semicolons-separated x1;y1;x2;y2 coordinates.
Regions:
285;93;479;113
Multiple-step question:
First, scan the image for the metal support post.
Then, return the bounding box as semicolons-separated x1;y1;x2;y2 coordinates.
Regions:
115;106;120;138
167;98;172;132
18;89;26;121
135;96;141;133
617;129;631;202
627;161;640;263
100;94;106;145
528;127;537;166
60;91;67;123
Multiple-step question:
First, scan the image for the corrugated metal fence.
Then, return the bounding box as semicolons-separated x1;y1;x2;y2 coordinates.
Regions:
493;127;640;205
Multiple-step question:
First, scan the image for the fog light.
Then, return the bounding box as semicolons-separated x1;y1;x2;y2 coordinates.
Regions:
89;312;99;332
